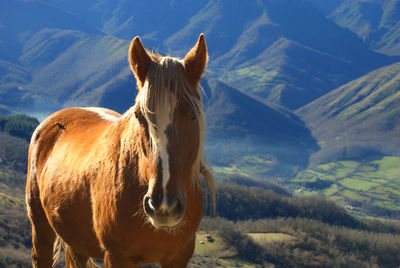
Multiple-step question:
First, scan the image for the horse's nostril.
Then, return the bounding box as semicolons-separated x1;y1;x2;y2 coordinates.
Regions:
143;196;155;216
171;194;186;217
143;193;187;228
148;198;155;211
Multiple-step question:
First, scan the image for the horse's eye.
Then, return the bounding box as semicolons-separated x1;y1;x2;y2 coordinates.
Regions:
189;111;197;122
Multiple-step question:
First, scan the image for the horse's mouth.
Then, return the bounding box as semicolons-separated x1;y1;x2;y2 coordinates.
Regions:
148;214;184;230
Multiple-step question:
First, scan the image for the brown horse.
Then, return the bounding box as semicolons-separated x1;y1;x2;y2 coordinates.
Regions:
25;34;215;267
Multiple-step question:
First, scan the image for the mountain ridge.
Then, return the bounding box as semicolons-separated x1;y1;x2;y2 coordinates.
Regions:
297;61;400;165
1;0;400;173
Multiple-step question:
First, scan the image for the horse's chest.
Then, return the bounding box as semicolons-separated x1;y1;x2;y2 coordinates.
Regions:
96;204;198;261
105;227;192;264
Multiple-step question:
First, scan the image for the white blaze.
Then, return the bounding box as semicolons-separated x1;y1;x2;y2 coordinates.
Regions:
156;109;172;210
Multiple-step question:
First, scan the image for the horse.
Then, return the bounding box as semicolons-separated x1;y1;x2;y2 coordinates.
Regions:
25;34;215;268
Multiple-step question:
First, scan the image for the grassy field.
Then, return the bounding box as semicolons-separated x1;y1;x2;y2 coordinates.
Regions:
247;232;296;247
193;231;299;267
292;156;400;216
212;154;276;177
193;232;258;267
212;154;400;218
195;232;231;257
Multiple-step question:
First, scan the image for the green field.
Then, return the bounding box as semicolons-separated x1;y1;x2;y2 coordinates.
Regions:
194;232;298;267
248;232;296;247
293;156;400;215
194;232;257;267
195;232;231;257
212;154;275;177
213;154;400;218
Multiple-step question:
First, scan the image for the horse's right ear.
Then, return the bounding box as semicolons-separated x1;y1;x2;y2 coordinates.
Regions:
184;34;208;88
129;36;152;88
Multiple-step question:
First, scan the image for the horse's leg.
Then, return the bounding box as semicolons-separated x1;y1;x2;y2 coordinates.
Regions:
65;246;91;268
27;196;56;267
160;235;196;268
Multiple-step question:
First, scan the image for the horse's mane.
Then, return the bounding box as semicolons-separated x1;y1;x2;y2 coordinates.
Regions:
126;55;216;210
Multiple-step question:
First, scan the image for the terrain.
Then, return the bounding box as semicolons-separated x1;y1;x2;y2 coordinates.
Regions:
1;0;400;174
1;115;400;267
1;0;399;112
2;0;400;266
328;0;400;56
297;61;400;165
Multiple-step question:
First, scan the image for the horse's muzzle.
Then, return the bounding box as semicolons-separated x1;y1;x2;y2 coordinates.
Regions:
143;193;186;228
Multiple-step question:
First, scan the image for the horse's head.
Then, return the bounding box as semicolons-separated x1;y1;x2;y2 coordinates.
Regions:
129;34;211;229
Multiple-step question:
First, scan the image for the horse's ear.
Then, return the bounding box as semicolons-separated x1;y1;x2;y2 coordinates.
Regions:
184;33;208;86
129;36;152;88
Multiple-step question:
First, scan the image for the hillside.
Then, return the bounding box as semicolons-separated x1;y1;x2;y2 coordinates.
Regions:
292;157;400;219
0;0;100;63
2;0;400;266
203;79;318;176
165;0;398;109
20;29;135;113
1;0;398;114
2;128;400;267
328;0;400;56
0;115;37;266
297;61;400;165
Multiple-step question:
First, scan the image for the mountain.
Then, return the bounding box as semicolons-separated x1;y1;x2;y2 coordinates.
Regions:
50;0;209;46
0;27;136;116
328;0;400;56
297;61;400;165
0;0;100;63
20;29;135;110
1;0;399;173
304;0;345;15
203;79;318;175
2;0;398;113
165;0;398;109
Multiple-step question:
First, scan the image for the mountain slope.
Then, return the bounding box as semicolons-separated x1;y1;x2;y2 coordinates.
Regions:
41;0;399;110
328;0;400;56
1;0;399;174
203;79;318;175
304;0;345;15
50;0;209;47
164;0;397;109
0;0;100;63
9;28;136;115
219;37;362;109
297;61;400;165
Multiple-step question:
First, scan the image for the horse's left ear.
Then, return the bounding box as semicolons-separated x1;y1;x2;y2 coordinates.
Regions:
184;34;208;86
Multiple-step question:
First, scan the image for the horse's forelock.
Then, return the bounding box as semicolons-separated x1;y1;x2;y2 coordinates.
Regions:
136;56;197;153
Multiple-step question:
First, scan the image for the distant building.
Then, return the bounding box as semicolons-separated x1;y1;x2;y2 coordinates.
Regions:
206;235;215;243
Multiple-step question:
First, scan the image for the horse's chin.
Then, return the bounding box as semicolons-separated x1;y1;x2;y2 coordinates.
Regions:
148;216;184;230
